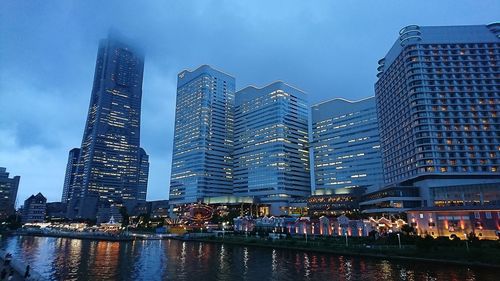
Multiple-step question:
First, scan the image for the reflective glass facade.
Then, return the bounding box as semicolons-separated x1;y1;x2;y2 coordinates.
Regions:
68;35;148;219
311;97;384;195
0;167;19;220
376;24;500;185
61;148;80;203
233;82;311;203
138;147;149;202
169;65;235;204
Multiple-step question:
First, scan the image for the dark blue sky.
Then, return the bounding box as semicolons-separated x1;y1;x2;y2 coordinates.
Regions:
1;0;498;204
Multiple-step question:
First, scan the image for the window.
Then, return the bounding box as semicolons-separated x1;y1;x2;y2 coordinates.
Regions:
474;211;480;219
485;212;492;219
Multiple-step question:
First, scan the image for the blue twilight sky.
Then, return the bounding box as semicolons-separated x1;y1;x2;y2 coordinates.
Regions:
0;1;498;204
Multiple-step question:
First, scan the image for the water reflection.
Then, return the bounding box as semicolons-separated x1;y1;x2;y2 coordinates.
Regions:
1;236;499;281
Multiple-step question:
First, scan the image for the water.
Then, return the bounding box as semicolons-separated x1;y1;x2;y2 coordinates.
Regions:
0;235;498;281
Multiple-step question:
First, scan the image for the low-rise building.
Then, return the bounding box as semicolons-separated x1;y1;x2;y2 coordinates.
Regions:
0;167;20;220
407;206;500;240
307;194;359;217
22;193;47;223
360;185;422;215
233;215;378;237
46;202;67;221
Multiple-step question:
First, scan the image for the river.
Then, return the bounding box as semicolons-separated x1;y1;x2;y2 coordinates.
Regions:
0;235;498;281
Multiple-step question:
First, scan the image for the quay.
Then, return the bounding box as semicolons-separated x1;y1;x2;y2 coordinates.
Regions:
16;229;134;242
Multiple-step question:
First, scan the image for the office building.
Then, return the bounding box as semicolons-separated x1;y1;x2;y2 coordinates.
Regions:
375;24;500;206
22;192;47;223
233;82;311;214
138;148;149;202
311;97;384;195
0;167;20;220
169;65;236;204
61;148;81;203
46;202;67;221
67;33;148;219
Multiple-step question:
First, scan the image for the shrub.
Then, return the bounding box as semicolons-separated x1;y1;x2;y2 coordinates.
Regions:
416;235;435;251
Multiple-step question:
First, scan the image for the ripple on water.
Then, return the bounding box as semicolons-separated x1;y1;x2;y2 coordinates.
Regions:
1;236;499;281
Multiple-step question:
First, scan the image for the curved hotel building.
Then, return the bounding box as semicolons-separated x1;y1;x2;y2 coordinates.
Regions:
375;24;500;207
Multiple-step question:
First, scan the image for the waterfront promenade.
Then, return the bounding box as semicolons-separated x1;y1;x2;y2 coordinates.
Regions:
183;233;500;268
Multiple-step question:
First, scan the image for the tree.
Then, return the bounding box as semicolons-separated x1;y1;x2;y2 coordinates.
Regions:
119;207;129;227
400;224;415;235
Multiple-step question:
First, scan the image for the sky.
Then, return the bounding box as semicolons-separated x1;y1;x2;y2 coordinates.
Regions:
0;1;498;205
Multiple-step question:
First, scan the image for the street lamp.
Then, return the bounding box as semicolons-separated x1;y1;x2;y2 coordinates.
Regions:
304;225;308;244
222;222;226;239
397;233;401;249
464;233;469;252
345;232;348;247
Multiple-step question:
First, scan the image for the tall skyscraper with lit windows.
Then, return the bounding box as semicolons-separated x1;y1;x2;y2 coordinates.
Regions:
375;24;500;206
66;33;148;219
61;148;81;203
311;97;384;195
0;167;19;220
169;65;235;205
233;82;311;213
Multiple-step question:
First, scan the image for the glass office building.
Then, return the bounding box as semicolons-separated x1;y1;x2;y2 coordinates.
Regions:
311;97;384;195
138;148;149;202
0;167;20;220
61;148;80;203
375;24;500;205
169;65;235;204
233;82;311;212
67;34;149;219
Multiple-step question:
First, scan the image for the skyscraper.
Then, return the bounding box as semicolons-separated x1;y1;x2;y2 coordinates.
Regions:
169;65;235;205
0;167;20;220
233;82;311;214
67;33;148;219
375;24;500;205
311;97;384;195
61;148;80;203
138;148;149;202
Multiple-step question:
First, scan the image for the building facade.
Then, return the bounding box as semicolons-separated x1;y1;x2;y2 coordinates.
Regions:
359;185;422;215
22;193;47;223
311;97;384;195
67;33;148;219
137;148;149;202
233;82;311;214
407;206;500;240
61;148;81;203
375;24;500;205
169;65;236;204
0;167;20;220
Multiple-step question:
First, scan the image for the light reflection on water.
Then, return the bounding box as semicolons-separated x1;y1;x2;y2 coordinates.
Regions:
0;235;498;281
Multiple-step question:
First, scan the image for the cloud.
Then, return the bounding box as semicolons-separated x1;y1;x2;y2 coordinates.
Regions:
1;0;499;203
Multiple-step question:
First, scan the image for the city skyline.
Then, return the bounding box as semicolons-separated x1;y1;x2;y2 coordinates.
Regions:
1;1;499;204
